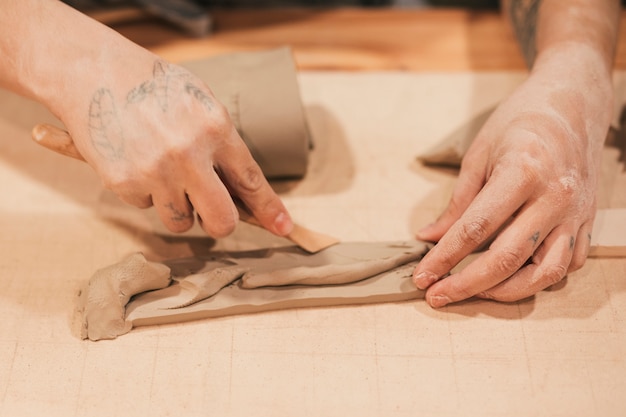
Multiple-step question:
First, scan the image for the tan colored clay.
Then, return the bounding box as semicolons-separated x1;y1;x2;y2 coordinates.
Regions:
181;47;312;179
81;241;430;341
79;253;171;341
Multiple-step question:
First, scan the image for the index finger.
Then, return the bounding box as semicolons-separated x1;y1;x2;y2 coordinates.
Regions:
413;165;534;289
214;126;294;237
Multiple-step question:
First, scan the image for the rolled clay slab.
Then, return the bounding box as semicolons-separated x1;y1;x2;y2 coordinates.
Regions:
126;260;424;329
81;241;430;341
181;47;312;179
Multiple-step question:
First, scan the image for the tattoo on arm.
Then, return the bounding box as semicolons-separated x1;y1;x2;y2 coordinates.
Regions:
126;80;155;104
89;59;215;160
125;59;214;111
152;61;171;111
507;0;542;67
126;60;174;110
184;83;214;111
89;88;125;159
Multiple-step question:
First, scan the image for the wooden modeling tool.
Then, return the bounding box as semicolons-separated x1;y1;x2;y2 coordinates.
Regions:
235;205;339;253
31;123;339;253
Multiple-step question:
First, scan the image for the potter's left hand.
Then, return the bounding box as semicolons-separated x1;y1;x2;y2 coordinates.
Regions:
412;58;613;307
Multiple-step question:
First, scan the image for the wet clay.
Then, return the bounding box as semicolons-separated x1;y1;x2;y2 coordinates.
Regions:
238;241;427;288
79;253;172;341
81;241;430;341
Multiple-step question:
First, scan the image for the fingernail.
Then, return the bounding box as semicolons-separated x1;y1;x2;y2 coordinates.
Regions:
274;211;294;236
413;271;439;290
428;294;451;308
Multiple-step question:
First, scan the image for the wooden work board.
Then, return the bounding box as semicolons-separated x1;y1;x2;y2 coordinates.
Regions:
1;8;626;417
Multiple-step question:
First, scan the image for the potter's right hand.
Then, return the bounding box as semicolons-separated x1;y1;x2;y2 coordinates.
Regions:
1;1;293;239
65;58;294;238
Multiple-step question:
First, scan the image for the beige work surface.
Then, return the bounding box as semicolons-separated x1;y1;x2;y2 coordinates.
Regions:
1;70;626;417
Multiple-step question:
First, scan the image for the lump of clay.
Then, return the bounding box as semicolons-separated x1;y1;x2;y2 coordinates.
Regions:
80;253;171;341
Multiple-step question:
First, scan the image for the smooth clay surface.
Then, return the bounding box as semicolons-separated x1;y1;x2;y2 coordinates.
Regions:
81;241;430;341
182;47;312;179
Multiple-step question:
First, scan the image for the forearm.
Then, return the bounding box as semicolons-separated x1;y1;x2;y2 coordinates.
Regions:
503;0;620;73
502;0;619;146
0;0;156;120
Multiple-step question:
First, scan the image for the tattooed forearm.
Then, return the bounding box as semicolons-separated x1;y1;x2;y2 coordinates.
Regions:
506;0;542;67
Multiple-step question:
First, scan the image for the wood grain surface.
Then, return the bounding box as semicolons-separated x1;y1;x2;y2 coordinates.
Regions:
97;7;626;71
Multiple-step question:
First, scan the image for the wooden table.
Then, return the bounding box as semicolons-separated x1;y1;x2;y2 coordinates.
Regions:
105;7;626;71
1;7;625;417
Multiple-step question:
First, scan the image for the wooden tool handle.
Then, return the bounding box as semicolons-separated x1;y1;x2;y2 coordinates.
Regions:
31;123;85;161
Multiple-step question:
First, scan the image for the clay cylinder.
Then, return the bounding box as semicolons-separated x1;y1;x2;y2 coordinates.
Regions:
181;47;312;179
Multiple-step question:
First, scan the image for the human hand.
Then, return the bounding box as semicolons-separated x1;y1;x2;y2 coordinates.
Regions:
50;57;293;238
412;63;613;307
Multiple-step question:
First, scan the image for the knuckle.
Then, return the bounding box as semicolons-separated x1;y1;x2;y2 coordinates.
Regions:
102;172;136;195
424;242;460;273
236;164;265;194
516;158;541;188
204;104;232;138
494;248;528;275
101;171;153;209
203;214;237;238
555;176;578;200
136;159;161;180
499;152;542;191
542;263;568;286
163;138;194;161
568;252;588;272
545;175;580;212
458;217;491;246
